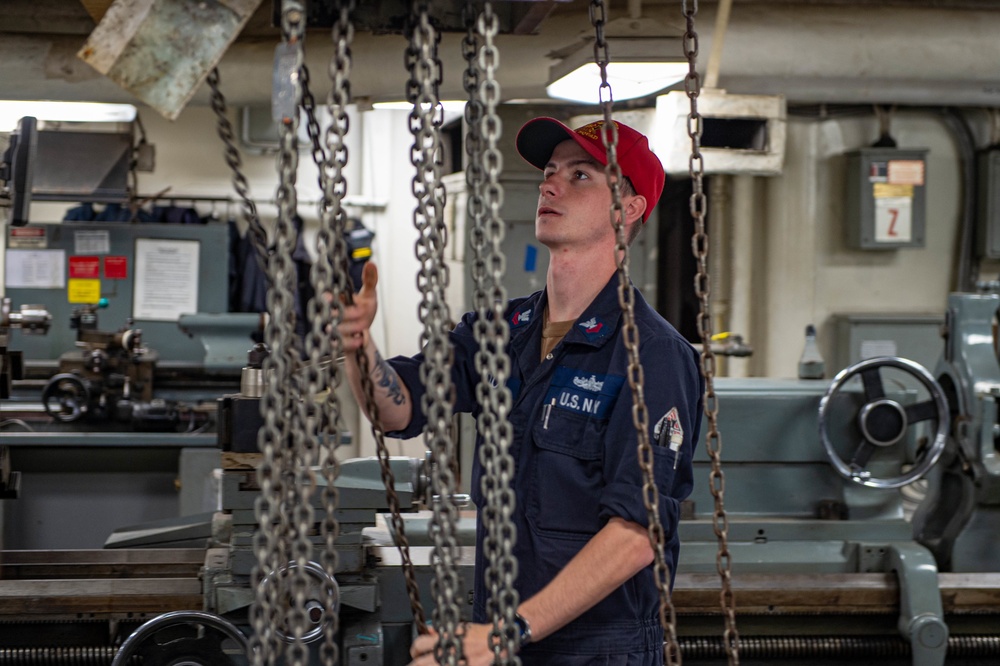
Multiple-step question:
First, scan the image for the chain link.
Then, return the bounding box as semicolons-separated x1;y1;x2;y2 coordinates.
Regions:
681;1;740;663
207;69;271;273
463;1;521;662
407;3;464;663
588;3;682;665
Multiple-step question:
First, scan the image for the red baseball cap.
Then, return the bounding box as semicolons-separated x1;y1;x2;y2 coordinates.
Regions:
515;117;665;223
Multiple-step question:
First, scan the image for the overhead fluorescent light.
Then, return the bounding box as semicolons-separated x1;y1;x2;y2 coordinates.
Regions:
372;100;468;113
0;101;137;131
546;38;688;104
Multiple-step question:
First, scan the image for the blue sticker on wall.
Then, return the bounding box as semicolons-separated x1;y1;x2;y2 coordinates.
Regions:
524;244;538;273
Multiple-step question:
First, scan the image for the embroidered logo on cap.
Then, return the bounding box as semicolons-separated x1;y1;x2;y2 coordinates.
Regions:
576;120;618;141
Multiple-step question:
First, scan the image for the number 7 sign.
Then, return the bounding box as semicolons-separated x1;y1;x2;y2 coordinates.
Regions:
875;196;913;243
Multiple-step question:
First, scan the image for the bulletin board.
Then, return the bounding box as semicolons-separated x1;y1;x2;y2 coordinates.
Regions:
5;222;230;365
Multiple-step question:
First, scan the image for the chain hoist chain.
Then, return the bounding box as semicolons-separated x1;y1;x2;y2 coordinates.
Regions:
681;1;740;663
463;2;520;662
301;65;328;197
206;69;272;272
303;0;432;634
306;2;362;661
251;3;313;664
408;3;464;663
590;2;681;664
279;8;315;661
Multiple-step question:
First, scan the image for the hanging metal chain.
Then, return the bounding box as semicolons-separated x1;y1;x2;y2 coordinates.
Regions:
304;2;360;663
331;4;428;620
682;1;740;663
407;3;464;663
301;0;431;634
251;2;314;664
279;8;316;661
206;68;272;272
463;1;520;662
588;3;681;665
301;65;329;197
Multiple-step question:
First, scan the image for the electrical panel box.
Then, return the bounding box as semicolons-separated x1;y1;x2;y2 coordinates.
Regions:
976;149;1000;259
845;148;928;250
833;313;944;372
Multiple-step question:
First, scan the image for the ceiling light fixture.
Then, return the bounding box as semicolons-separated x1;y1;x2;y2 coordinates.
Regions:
0;101;137;132
371;100;469;113
545;38;688;105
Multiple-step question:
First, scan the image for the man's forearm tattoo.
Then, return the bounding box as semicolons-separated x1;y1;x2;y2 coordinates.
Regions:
373;351;406;406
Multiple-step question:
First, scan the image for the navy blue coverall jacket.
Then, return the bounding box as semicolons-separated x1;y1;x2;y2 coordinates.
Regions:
388;275;703;663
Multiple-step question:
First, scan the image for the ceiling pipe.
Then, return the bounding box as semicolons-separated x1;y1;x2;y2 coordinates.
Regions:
704;0;734;90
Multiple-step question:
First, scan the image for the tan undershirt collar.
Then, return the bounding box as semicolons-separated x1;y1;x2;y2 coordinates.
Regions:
541;306;574;361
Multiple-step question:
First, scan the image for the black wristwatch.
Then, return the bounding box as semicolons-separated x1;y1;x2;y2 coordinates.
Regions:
514;611;532;646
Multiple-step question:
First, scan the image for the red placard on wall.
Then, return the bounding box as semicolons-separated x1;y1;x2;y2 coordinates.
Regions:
104;256;128;279
69;255;100;279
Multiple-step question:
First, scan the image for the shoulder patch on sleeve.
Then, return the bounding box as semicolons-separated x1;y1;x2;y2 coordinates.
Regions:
653;407;684;448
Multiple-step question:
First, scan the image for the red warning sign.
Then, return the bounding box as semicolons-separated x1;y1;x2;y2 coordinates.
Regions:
104;256;128;279
69;255;100;279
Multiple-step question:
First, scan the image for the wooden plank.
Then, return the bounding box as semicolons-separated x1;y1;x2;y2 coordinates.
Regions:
0;548;204;579
79;0;114;24
77;0;264;120
0;578;202;615
2;548;205;564
672;573;1000;615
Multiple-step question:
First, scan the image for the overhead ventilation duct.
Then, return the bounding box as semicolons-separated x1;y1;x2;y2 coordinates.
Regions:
654;90;787;176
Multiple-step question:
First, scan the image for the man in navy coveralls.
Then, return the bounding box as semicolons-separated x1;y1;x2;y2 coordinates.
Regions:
339;117;703;665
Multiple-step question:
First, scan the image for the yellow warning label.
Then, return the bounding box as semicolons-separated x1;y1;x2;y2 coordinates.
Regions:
873;183;914;199
68;278;101;304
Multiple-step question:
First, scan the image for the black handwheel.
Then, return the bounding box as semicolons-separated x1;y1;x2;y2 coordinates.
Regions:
818;356;949;489
40;373;90;422
111;611;251;666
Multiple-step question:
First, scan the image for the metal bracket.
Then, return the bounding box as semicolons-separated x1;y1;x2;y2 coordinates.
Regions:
888;542;948;666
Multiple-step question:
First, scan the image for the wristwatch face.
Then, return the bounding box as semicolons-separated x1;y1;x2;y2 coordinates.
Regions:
515;613;531;644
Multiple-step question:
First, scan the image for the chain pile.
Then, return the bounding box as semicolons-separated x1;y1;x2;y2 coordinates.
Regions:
681;1;740;663
463;1;521;662
406;3;464;663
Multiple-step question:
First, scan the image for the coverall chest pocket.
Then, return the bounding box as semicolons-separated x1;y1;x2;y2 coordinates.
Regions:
527;409;605;539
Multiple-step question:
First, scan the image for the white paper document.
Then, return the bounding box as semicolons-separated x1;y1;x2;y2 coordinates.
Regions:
133;238;200;321
4;249;66;288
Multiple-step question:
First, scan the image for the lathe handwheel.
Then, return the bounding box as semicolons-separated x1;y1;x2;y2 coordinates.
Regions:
259;560;340;644
40;373;90;423
818;356;949;489
110;610;251;666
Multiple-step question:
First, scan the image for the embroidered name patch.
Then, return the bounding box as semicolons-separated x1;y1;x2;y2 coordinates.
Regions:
544;366;625;418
